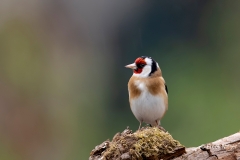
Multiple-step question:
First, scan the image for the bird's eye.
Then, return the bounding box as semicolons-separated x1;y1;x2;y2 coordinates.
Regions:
139;64;145;68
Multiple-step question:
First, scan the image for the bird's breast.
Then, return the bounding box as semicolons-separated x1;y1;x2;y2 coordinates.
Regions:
130;89;166;124
128;80;167;124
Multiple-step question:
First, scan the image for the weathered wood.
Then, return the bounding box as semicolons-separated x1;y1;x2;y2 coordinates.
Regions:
173;132;240;160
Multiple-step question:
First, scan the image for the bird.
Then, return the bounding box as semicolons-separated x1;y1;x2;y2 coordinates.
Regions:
125;56;168;130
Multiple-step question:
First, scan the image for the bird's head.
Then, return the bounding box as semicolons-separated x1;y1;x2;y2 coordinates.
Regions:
125;56;159;78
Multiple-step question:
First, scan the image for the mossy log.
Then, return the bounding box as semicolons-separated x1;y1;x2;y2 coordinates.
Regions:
89;127;185;160
89;127;240;160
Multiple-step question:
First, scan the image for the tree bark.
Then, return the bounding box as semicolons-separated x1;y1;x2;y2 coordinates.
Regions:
173;132;240;160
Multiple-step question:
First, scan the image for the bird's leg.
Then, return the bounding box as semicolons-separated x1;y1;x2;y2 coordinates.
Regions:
138;121;142;130
156;120;166;132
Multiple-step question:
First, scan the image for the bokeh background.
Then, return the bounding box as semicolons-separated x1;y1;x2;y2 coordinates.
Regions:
0;0;240;159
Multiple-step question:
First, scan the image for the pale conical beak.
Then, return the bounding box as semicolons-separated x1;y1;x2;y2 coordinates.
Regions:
125;63;137;70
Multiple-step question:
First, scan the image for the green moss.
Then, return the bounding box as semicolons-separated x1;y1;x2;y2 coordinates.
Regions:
92;127;185;160
131;127;183;159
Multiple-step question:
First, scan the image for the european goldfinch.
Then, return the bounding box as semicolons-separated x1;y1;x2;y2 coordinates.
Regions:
125;56;168;130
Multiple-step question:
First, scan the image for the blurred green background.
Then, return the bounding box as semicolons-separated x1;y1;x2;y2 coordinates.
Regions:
0;0;240;159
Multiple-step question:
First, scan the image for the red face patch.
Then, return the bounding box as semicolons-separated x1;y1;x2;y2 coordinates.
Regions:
133;57;146;74
133;68;143;74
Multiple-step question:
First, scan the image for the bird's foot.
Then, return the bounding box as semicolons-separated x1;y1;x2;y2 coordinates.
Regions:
157;125;167;132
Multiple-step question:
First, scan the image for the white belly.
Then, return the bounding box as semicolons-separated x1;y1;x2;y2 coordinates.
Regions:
130;90;166;126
